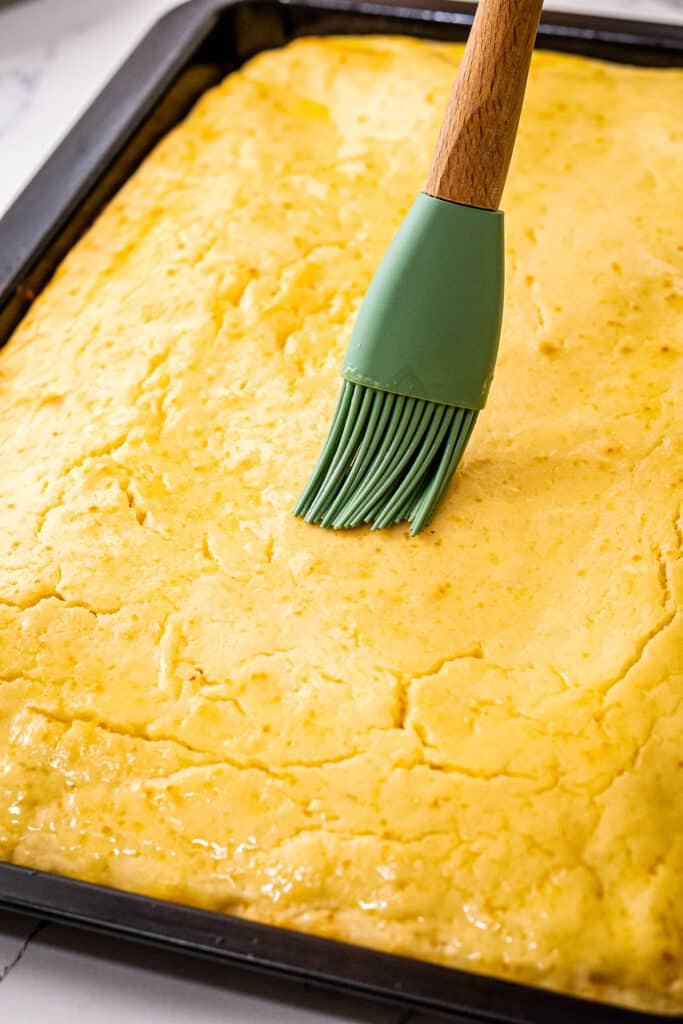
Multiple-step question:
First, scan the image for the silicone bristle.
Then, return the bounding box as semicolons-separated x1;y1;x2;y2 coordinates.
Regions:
294;382;478;535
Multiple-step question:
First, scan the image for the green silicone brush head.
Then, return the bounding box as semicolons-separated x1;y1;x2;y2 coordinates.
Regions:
294;193;504;536
293;381;478;535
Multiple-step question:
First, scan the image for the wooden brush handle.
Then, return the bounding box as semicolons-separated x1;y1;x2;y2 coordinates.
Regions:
426;0;544;210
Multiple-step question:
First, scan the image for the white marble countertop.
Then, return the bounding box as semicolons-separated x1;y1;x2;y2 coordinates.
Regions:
0;0;682;1020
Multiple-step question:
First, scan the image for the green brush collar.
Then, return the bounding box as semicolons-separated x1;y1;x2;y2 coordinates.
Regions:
342;192;504;411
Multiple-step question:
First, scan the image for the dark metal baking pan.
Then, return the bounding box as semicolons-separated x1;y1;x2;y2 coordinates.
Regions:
0;1;682;1020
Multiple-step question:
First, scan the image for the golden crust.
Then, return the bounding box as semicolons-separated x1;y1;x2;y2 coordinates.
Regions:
0;36;682;1013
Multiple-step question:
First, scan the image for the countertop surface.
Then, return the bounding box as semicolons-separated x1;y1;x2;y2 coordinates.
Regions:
1;0;682;1020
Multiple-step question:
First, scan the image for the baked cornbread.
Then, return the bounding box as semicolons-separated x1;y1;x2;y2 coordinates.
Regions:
0;34;682;1013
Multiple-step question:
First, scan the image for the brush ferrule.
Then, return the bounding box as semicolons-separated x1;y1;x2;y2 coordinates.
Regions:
342;192;504;411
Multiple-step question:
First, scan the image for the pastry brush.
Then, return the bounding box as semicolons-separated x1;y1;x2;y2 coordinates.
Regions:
294;0;543;535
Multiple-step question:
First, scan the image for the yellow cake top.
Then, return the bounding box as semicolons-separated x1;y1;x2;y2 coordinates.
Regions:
0;36;682;1014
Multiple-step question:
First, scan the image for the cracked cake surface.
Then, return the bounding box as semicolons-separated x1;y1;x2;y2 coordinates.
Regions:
0;36;682;1014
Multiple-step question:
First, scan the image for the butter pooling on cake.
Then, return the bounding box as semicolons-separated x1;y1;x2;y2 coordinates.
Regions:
0;36;682;1014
